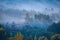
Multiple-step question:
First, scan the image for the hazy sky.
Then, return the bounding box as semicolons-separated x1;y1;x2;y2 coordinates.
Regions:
0;0;60;11
0;0;60;24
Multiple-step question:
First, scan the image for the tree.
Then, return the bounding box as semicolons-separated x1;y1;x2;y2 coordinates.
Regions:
8;32;14;40
47;22;60;33
51;34;60;40
15;32;23;40
0;24;6;40
29;35;33;40
38;36;48;40
34;35;37;40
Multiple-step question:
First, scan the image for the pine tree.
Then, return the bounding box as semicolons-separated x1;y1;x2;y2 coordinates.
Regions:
34;35;37;40
29;35;33;40
8;32;13;40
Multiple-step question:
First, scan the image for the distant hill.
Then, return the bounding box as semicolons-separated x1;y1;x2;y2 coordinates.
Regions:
47;21;60;33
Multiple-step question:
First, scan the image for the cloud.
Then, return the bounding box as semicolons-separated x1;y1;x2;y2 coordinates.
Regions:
0;0;60;15
0;0;60;14
0;0;60;9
